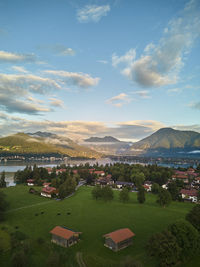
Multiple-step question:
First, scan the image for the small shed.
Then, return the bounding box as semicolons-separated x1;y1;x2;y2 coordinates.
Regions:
50;226;81;247
103;228;135;251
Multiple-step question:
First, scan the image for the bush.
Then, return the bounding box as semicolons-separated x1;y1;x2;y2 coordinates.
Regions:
168;220;200;262
147;230;181;267
185;204;200;232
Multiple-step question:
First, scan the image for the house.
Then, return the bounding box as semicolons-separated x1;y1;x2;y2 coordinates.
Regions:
180;189;198;203
172;174;189;184
56;169;67;175
96;175;114;186
94;170;105;176
27;179;35;186
46;167;52;174
50;226;81;248
43;182;51;187
103;228;135;251
143;184;151;192
41;186;57;198
115;181;134;189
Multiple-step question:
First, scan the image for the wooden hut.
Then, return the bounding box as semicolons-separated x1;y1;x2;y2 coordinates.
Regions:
103;228;135;251
50;226;81;247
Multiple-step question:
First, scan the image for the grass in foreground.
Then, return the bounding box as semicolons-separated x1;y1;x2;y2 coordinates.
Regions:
0;185;197;267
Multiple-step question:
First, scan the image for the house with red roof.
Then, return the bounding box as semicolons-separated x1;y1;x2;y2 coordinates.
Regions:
50;226;81;247
43;182;51;188
41;186;57;198
103;228;135;251
180;189;198;203
27;179;35;186
172;174;189;184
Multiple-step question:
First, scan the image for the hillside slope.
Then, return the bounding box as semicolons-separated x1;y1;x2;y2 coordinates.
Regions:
130;128;200;150
0;133;102;158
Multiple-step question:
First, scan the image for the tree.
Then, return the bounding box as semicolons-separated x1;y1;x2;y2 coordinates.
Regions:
92;185;102;200
119;188;130;203
131;172;145;187
58;177;76;199
147;230;181;267
0;191;9;221
157;188;172;207
167;181;180;201
168;220;200;262
0;171;6;188
185;205;200;232
151;183;160;194
198;190;200;202
101;186;113;202
137;186;145;204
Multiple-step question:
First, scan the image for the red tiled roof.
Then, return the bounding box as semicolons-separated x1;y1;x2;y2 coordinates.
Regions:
50;226;78;240
42;186;56;194
173;175;188;179
27;179;34;183
103;228;135;243
43;182;51;186
180;189;198;197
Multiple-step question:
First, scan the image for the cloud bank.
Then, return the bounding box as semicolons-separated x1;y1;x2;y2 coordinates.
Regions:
112;0;200;88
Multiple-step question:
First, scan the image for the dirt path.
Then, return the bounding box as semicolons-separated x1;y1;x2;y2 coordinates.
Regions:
76;252;87;267
5;200;55;213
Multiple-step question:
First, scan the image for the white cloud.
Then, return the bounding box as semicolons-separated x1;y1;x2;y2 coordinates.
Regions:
97;60;108;64
0;73;60;114
44;70;100;88
0;114;165;141
112;49;136;67
0;50;35;63
37;44;75;56
132;90;151;99
188;101;200;110
49;98;64;108
113;0;200;88
106;93;131;107
77;5;110;23
11;66;28;73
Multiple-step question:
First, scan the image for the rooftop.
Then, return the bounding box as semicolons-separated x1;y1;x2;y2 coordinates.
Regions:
104;228;135;243
50;226;79;240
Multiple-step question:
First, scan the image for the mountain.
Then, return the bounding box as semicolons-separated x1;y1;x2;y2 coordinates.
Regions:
81;136;132;155
84;136;120;142
0;133;102;158
128;128;200;153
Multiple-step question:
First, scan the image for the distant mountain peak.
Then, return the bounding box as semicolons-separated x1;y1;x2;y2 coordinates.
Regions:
27;131;56;138
84;136;120;143
130;127;200;150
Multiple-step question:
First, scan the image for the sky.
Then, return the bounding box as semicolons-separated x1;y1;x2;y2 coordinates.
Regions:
0;0;200;141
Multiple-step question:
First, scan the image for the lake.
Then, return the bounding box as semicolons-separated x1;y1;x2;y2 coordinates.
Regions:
1;158;197;187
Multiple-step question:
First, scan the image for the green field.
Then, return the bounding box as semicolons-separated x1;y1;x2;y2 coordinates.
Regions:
0;185;199;267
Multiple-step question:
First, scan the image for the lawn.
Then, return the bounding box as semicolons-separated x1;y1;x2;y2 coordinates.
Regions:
0;185;198;267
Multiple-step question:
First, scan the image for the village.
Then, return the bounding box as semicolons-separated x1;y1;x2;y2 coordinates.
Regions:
25;165;200;204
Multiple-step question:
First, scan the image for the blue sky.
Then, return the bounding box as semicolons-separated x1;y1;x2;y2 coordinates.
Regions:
0;0;200;141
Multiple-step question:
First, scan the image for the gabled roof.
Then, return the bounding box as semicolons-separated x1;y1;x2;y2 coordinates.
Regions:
180;189;198;197
41;186;56;194
50;226;80;240
27;179;35;183
103;228;135;243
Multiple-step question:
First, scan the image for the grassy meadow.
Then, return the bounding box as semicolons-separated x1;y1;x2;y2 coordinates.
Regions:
0;185;198;267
